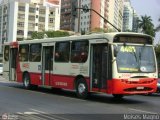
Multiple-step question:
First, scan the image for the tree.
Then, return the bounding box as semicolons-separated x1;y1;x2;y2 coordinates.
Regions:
156;18;160;31
138;15;156;37
155;17;160;60
31;31;44;39
91;27;116;33
31;30;70;39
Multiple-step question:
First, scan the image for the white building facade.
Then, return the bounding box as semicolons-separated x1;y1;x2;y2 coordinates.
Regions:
108;0;124;32
122;0;133;32
79;0;109;33
0;0;60;53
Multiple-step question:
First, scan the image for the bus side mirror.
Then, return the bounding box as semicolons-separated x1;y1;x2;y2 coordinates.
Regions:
114;45;118;57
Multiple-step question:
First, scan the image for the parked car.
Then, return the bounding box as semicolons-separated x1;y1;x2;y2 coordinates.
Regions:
0;63;3;75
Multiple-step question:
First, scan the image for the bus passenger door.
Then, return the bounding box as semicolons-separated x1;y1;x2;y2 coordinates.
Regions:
42;46;54;86
91;44;109;91
9;48;18;81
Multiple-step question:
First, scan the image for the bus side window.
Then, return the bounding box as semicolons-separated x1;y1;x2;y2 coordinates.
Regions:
19;45;29;62
55;42;70;62
29;44;41;62
71;40;89;63
4;46;9;61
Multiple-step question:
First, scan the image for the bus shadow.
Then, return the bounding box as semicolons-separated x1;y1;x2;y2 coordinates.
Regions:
6;82;146;105
88;93;145;104
141;93;160;97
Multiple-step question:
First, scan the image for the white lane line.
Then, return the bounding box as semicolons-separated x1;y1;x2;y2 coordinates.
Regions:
30;108;71;120
30;108;46;114
24;112;39;114
129;108;158;114
16;112;23;114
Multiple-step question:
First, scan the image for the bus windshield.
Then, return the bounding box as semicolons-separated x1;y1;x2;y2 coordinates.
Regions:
116;45;156;73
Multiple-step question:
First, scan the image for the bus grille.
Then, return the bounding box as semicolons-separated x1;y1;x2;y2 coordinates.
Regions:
124;80;154;84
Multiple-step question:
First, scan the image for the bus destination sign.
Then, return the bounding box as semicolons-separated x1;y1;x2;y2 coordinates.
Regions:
114;36;152;44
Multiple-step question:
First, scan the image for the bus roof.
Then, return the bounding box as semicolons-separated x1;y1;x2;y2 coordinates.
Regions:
4;32;153;45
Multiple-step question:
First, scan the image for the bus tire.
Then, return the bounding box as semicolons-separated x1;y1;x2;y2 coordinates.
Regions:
112;94;124;99
76;78;88;99
23;73;31;89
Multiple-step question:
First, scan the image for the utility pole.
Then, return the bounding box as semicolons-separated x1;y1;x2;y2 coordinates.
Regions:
74;5;121;32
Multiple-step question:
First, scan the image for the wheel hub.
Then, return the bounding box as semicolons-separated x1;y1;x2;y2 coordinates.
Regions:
78;83;86;94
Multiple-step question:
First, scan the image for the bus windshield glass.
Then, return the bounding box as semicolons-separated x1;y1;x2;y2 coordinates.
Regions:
116;45;156;73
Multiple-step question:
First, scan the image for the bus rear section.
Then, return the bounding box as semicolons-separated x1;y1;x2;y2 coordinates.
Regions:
3;42;18;81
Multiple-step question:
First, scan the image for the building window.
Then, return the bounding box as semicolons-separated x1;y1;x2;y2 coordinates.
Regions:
38;24;44;29
28;23;35;28
49;18;54;23
17;22;24;27
18;14;25;19
39;17;45;22
18;6;25;11
29;15;35;21
28;31;33;36
17;30;24;35
39;9;45;14
29;7;35;13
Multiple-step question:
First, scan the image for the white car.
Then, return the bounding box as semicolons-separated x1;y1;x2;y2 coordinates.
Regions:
0;63;3;75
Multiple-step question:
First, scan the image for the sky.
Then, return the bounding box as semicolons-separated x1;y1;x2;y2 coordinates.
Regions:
130;0;160;44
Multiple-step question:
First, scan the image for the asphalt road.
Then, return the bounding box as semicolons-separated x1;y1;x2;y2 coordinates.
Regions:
0;76;160;120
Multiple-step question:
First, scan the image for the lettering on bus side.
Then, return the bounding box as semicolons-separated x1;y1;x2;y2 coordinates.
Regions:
55;82;67;86
80;66;88;74
22;63;30;69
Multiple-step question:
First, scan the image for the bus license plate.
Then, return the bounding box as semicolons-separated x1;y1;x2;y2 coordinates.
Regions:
137;86;144;90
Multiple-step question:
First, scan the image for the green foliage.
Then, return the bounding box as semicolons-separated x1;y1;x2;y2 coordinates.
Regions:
31;31;44;39
31;31;70;39
91;27;116;33
156;18;160;32
45;30;70;38
155;44;160;60
138;15;156;37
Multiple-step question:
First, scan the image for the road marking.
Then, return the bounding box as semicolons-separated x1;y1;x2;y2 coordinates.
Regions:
16;112;23;114
30;108;46;114
30;108;71;120
24;112;39;114
129;108;158;114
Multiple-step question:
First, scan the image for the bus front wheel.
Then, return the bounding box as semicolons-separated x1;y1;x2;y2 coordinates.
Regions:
23;73;31;89
76;78;88;99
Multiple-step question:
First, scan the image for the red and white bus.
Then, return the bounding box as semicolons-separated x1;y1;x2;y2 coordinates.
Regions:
3;32;158;98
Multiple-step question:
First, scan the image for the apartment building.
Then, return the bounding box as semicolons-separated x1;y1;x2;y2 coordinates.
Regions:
107;0;124;32
60;0;109;33
132;10;140;32
0;0;60;53
60;0;80;32
122;0;133;32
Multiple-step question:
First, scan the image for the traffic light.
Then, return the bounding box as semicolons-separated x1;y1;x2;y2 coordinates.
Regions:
82;5;89;13
72;1;78;17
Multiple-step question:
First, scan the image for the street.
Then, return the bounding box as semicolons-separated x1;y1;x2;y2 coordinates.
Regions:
0;76;160;120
